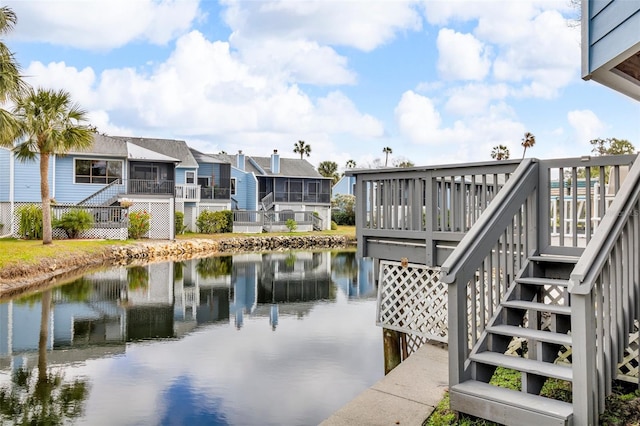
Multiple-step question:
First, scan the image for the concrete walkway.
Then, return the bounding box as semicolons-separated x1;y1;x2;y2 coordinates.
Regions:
321;343;449;426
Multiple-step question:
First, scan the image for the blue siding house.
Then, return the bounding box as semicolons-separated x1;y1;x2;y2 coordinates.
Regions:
582;0;640;100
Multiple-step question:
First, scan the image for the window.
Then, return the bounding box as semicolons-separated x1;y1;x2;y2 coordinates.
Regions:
231;177;237;195
198;177;210;187
186;171;195;184
75;159;122;184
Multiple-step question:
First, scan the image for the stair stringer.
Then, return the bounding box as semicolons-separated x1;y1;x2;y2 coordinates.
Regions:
449;254;575;426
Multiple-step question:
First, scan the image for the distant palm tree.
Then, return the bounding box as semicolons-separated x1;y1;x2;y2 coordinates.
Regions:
11;88;95;244
318;161;340;184
0;6;28;146
491;145;510;161
383;146;393;166
293;140;311;159
521;132;535;159
345;159;356;169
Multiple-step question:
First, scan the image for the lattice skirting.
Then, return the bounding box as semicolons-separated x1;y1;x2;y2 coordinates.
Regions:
1;200;173;240
377;260;447;343
377;260;639;382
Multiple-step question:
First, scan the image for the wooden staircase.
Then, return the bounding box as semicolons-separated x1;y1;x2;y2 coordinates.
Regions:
450;254;579;426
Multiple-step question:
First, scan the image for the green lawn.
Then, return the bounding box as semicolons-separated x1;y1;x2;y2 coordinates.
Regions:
0;226;356;272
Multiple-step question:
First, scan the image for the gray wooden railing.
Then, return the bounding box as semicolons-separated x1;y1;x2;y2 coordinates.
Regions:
351;160;522;265
568;156;640;425
441;159;539;385
233;210;318;227
261;192;274;211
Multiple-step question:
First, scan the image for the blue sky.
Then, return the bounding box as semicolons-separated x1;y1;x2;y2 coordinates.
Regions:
4;0;639;171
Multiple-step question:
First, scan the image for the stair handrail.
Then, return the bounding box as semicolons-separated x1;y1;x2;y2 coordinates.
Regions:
441;159;537;284
440;158;538;388
568;154;640;425
77;179;123;206
568;154;640;294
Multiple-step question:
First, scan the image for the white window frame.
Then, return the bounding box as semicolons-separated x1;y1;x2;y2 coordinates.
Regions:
185;171;195;184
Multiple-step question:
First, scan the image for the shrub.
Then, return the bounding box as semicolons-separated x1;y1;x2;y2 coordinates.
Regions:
128;210;150;239
17;204;43;240
54;209;94;239
331;220;338;230
175;211;187;234
196;210;229;234
285;218;297;232
331;194;356;225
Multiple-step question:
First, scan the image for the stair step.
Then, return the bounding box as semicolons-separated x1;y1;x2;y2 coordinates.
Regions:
470;352;573;381
516;277;569;287
450;380;573;426
502;300;571;316
529;255;579;264
487;325;572;346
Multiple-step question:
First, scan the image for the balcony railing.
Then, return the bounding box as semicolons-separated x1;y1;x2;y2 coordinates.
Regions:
200;187;231;201
128;179;174;195
175;184;200;201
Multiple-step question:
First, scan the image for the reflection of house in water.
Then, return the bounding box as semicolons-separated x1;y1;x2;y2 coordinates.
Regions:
229;251;334;329
258;251;333;303
331;252;376;299
173;256;231;335
0;250;371;368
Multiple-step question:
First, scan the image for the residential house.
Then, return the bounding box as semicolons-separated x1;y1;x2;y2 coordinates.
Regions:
582;0;640;101
211;150;332;231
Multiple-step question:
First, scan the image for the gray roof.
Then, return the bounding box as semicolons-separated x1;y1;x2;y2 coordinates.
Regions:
189;148;230;164
218;153;324;178
250;156;323;178
112;136;198;168
68;133;128;157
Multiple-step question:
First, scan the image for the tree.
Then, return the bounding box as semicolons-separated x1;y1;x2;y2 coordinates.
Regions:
0;6;28;146
0;289;89;424
345;159;356;169
521;132;535;159
590;138;636;156
393;157;414;168
318;161;340;184
293;140;311;159
11;88;95;244
491;145;510;160
382;146;393;166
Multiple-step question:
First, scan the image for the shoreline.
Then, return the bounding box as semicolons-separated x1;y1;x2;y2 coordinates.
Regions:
0;234;355;299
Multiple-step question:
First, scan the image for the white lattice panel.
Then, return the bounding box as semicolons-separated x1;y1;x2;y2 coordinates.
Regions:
377;260;447;343
130;200;173;240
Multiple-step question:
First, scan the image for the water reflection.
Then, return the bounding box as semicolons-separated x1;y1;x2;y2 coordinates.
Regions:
0;250;378;425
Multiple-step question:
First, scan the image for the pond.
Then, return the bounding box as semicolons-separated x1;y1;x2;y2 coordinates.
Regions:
0;250;382;425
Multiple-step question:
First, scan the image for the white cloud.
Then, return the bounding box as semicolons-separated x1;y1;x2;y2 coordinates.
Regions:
394;90;525;163
567;109;606;146
22;30;384;159
223;0;422;52
7;0;201;49
436;29;491;81
444;83;509;115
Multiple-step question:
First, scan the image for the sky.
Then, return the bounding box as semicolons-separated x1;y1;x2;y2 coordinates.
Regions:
4;0;640;171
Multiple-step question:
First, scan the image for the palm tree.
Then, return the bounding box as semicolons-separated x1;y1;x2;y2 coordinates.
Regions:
0;6;28;145
318;160;340;184
345;159;356;169
383;147;393;167
11;88;95;244
293;140;311;159
521;132;535;159
491;145;510;160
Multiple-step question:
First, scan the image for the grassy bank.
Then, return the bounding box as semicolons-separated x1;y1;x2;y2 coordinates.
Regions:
0;226;356;273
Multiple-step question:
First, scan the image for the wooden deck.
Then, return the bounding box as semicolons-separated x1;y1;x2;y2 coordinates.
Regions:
349;154;640;425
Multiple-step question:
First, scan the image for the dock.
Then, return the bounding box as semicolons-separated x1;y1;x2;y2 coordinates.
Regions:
321;343;449;426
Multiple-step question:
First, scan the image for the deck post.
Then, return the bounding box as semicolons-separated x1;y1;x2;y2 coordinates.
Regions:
447;275;469;386
383;328;402;374
355;174;366;259
571;292;597;425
